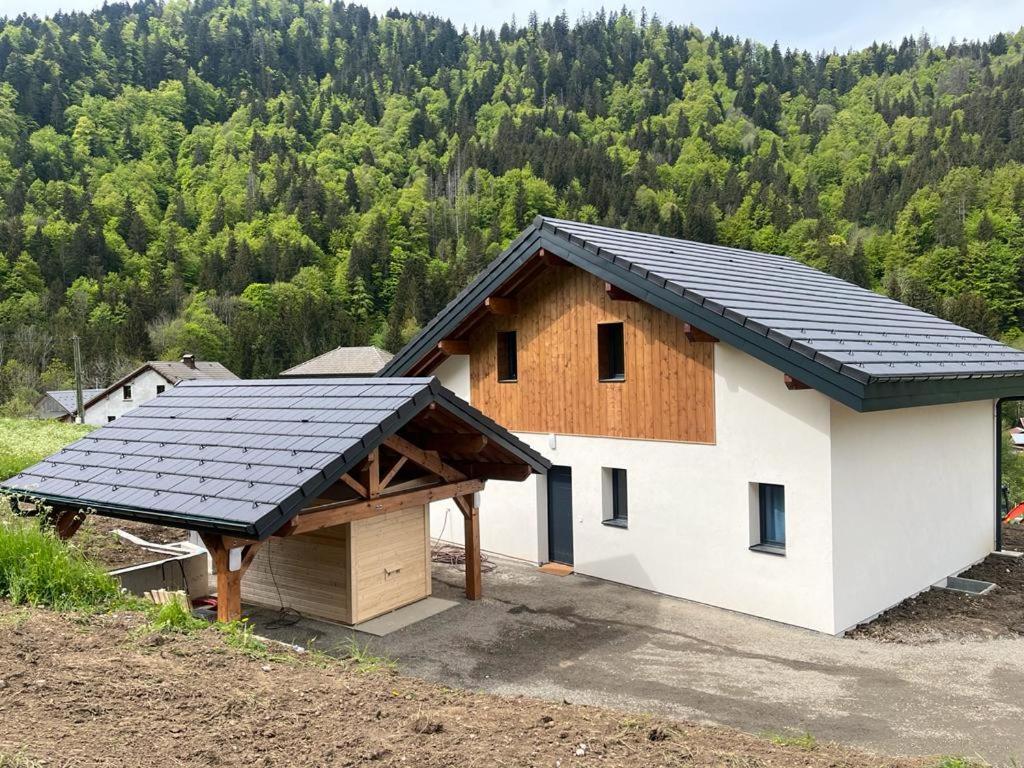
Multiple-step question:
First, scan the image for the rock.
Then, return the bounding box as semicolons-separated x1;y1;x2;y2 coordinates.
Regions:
574;743;588;756
0;679;7;690
411;717;443;735
648;726;669;742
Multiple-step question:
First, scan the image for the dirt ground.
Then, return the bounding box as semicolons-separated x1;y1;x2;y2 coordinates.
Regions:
0;605;935;768
850;524;1024;643
72;515;188;570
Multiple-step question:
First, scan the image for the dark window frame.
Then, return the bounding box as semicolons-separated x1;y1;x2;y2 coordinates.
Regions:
496;330;518;382
754;483;786;553
122;384;133;401
603;467;629;528
156;384;166;395
106;415;116;423
597;322;626;382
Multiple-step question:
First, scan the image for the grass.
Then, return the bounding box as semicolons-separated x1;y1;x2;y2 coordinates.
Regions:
0;508;121;612
931;759;987;768
148;599;207;633
337;636;396;672
0;418;94;481
761;730;818;750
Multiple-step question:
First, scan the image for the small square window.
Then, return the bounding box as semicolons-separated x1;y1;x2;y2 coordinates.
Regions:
751;483;785;554
603;467;628;528
106;415;116;422
156;384;165;395
597;322;625;381
496;331;518;382
122;385;133;400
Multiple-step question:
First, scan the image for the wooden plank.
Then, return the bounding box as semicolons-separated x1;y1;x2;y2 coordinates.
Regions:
484;296;517;315
350;506;429;623
286;479;485;536
683;323;719;343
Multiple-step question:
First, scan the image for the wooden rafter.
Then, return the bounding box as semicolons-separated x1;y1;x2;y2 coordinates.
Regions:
484;296;517;315
605;282;638;302
784;374;810;391
538;247;565;267
379;456;408;490
437;339;470;356
382;434;465;482
284;479;485;537
683;323;719;343
339;473;369;498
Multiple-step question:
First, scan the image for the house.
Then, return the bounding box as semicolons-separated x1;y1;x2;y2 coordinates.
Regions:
34;389;104;420
279;346;394;377
2;378;548;622
380;216;1024;635
67;354;237;425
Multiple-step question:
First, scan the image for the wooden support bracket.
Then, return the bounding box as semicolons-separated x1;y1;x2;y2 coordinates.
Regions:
605;282;639;302
437;339;470;356
683;323;719;343
784;374;810;390
383;434;466;482
200;533;262;622
379;456;408;490
538;247;565;267
484;296;518;315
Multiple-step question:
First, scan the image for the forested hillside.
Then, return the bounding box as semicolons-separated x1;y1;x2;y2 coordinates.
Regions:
1;1;1023;412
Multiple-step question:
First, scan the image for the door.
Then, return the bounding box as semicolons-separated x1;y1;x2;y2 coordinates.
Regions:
547;466;574;565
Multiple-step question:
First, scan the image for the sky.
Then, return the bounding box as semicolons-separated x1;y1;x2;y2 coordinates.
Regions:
2;0;1021;52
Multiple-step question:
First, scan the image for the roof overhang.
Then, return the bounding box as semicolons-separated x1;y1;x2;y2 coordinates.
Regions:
380;221;1024;411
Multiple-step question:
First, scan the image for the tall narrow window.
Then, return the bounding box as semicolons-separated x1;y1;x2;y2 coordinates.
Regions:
496;331;518;382
122;385;133;401
597;322;625;381
757;483;786;551
603;467;628;527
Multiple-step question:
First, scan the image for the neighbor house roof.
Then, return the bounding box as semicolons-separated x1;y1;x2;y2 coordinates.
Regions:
279;346;393;377
381;217;1024;411
3;378;549;539
71;358;237;417
41;389;105;416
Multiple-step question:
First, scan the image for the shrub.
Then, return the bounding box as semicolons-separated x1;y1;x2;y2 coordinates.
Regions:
0;509;121;611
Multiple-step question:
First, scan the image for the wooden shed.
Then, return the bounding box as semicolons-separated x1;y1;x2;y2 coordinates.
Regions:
2;378;550;623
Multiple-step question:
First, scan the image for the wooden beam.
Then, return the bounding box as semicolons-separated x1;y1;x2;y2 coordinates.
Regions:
538;248;565;267
382;434;465;482
453;462;531;481
605;282;639;302
367;448;380;498
437;339;470;356
339;473;368;498
52;509;86;540
461;495;482;601
784;374;811;391
417;434;488;453
379;456;408;490
484;296;517;315
683;323;718;343
283;479;485;537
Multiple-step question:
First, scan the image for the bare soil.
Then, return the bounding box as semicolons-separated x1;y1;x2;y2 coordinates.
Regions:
72;515;188;570
849;524;1024;643
0;605;932;768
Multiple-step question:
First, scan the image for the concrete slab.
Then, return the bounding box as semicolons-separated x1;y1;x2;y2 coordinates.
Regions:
352;597;458;636
248;556;1024;764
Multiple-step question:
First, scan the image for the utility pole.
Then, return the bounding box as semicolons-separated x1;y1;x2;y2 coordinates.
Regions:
72;335;84;425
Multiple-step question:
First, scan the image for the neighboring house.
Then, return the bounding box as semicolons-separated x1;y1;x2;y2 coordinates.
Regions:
35;389;104;420
279;346;393;377
380;216;1024;635
66;354;237;425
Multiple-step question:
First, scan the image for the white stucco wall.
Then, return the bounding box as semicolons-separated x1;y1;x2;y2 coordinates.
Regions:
81;368;171;425
829;399;996;633
432;344;840;633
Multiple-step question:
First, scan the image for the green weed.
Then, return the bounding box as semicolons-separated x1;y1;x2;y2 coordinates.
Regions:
149;599;206;633
762;730;817;750
337;636;396;672
931;759;986;768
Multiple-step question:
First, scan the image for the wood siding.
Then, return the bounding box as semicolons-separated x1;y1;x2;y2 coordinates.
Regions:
468;266;716;442
242;504;430;625
350;505;430;624
242;525;353;623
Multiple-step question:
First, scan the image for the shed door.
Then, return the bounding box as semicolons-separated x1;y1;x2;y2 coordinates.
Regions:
547;466;574;565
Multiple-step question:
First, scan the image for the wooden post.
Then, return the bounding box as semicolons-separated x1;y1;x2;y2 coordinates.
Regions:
457;494;482;601
199;533;261;622
52;509;86;540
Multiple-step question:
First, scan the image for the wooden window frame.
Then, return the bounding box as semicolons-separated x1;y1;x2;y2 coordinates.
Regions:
496;330;518;383
597;322;625;382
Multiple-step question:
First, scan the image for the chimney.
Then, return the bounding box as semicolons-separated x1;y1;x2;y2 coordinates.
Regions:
181;353;196;369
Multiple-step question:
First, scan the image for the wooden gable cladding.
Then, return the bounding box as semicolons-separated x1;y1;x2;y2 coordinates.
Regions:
468;265;716;443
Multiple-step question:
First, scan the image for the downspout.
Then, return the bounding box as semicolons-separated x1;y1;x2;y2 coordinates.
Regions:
995;398;1003;553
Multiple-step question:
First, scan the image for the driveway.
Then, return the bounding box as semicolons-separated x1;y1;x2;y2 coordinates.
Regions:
249;558;1024;764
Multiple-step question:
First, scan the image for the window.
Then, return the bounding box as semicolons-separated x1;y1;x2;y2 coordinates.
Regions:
753;483;786;553
106;415;116;423
122;385;133;401
496;331;518;382
156;384;165;395
597;322;625;381
603;467;628;528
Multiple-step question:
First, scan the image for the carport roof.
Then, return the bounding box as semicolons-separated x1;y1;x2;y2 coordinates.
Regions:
1;378;548;540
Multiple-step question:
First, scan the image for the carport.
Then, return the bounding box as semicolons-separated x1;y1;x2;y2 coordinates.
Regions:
2;378;549;622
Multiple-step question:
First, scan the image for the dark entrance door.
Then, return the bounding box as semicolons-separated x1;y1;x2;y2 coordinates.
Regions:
547;465;574;565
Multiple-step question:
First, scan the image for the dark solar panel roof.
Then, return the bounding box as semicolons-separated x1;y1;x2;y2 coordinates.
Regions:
381;217;1024;411
2;378;547;539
